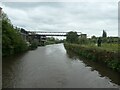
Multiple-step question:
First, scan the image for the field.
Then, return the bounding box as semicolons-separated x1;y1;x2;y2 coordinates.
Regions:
82;43;119;52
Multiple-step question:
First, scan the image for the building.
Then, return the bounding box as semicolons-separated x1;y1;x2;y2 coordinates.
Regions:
81;34;87;38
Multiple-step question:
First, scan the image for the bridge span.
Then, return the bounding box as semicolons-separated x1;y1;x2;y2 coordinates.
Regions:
27;31;82;33
20;29;86;46
27;31;82;36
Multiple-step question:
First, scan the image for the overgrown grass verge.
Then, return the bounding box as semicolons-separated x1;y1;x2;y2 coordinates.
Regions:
64;43;120;72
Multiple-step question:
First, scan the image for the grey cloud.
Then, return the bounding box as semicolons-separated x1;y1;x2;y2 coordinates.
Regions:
2;2;64;9
1;2;118;37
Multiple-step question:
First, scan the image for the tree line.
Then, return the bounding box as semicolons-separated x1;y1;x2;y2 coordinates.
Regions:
66;30;119;45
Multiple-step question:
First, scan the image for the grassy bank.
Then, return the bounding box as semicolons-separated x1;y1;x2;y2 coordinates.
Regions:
64;43;120;72
82;43;119;52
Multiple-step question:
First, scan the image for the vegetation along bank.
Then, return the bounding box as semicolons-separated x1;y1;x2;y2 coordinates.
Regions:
2;13;29;57
64;31;120;72
64;43;120;72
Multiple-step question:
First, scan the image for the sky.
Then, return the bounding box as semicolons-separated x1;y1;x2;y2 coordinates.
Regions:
1;0;119;38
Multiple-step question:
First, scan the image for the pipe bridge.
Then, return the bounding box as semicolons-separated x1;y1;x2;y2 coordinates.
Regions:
20;30;85;46
28;31;82;36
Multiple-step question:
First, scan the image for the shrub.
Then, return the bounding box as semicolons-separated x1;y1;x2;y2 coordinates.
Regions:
2;13;28;56
30;41;38;50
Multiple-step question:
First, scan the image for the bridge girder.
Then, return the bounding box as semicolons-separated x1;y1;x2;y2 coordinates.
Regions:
29;34;81;36
28;31;82;33
28;31;82;36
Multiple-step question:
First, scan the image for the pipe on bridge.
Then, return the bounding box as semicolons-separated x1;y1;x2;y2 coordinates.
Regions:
28;31;82;34
29;34;81;36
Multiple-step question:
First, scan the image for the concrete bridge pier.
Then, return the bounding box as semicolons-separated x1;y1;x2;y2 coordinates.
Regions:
40;35;46;46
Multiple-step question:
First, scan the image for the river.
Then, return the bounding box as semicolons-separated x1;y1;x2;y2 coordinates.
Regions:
2;43;120;88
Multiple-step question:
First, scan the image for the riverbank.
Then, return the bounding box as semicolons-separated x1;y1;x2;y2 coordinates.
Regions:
64;43;120;72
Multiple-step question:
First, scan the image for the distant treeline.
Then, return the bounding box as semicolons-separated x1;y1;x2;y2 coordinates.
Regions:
45;37;64;45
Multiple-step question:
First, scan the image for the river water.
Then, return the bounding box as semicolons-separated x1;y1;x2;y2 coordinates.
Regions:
2;44;120;88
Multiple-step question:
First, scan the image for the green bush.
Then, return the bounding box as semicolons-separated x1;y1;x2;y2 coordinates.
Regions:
2;12;28;56
30;41;38;50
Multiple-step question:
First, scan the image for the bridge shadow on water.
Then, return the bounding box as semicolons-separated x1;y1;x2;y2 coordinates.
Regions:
65;50;120;85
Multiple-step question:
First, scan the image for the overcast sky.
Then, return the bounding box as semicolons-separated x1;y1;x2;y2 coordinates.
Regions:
1;0;119;38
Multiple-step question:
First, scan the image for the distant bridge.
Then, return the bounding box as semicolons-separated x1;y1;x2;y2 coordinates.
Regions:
27;31;82;36
20;30;86;46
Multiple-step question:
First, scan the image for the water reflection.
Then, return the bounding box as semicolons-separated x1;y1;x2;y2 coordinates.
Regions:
2;44;120;88
2;52;29;88
66;50;120;85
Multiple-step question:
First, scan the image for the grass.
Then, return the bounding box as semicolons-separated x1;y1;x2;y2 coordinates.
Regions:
82;43;119;52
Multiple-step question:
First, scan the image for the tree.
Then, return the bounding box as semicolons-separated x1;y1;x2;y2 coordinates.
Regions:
91;35;96;39
91;35;97;43
2;12;28;56
102;30;107;38
66;31;78;43
78;37;88;45
102;30;107;43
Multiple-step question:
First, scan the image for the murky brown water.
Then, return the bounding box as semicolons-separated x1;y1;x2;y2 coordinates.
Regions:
2;44;120;88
